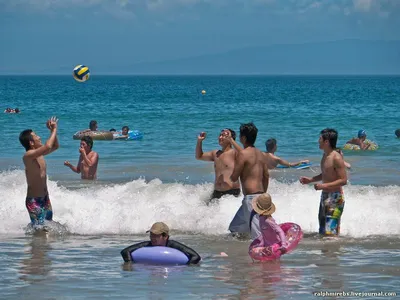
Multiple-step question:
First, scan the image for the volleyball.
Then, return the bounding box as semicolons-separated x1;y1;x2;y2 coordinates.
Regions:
73;65;90;82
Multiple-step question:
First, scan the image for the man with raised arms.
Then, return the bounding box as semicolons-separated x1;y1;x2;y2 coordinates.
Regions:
196;128;242;202
19;117;59;226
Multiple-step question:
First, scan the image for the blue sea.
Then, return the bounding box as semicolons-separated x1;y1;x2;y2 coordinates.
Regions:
0;75;399;299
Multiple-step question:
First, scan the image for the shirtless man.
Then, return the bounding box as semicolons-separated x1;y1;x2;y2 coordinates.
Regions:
81;120;98;133
19;116;59;226
228;122;269;239
300;128;347;236
264;138;309;169
64;136;99;180
196;129;242;201
346;129;370;150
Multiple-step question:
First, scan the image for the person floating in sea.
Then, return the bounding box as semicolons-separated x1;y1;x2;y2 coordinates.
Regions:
299;128;347;237
19;117;59;227
64;136;99;180
120;222;201;264
195;128;242;202
263;138;309;169
228;122;269;239
346;130;371;150
113;126;130;140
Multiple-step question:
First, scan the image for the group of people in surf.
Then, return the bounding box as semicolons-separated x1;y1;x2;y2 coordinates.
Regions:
18;116;352;264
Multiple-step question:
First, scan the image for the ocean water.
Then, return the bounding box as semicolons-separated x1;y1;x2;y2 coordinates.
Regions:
0;75;399;299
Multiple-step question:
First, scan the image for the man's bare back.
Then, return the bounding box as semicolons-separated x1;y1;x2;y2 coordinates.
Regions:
263;152;279;169
232;146;269;195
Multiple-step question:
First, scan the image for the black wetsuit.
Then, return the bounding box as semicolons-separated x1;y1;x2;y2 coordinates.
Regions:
211;188;241;200
120;239;201;264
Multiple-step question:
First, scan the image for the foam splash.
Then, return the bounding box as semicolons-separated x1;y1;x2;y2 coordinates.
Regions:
1;170;399;238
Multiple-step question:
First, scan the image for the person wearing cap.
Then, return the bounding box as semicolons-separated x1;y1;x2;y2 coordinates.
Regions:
249;193;288;253
195;128;243;202
345;129;371;150
120;222;201;264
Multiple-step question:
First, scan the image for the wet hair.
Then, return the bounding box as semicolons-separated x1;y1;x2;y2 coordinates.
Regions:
320;128;338;149
122;126;129;132
81;136;93;149
395;129;400;138
109;128;116;132
19;129;33;151
222;128;236;140
89;120;97;131
265;138;276;152
15;108;20;113
239;122;258;146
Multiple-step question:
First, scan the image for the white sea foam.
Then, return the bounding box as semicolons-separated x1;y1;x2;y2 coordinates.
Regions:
1;170;399;237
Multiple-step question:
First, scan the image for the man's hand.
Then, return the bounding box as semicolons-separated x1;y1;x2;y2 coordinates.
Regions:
47;116;58;131
198;132;206;141
314;183;325;190
299;177;312;184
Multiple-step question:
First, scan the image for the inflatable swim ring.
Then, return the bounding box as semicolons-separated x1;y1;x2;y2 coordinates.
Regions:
342;139;378;151
249;222;303;261
113;130;144;140
72;130;114;140
131;246;189;265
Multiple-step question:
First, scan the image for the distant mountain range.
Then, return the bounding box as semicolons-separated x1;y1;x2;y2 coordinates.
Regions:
114;39;399;75
2;39;400;75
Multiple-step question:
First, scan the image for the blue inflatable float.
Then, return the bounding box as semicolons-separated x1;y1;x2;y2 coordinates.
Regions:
131;246;189;265
277;162;312;170
113;130;144;140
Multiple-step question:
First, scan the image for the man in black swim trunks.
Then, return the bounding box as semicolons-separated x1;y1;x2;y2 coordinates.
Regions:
195;129;243;202
120;222;201;264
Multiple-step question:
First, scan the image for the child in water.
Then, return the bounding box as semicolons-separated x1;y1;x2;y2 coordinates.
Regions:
249;193;288;259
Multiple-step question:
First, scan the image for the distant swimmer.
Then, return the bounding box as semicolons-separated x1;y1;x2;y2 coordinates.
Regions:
4;107;20;114
195;128;242;202
346;130;371;150
64;136;99;180
19;117;59;226
113;126;130;140
299;128;347;237
228;122;269;239
81;120;98;133
263;138;309;169
395;129;400;138
120;222;201;264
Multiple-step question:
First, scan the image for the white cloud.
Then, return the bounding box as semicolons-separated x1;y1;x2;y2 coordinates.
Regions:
353;0;373;12
1;0;399;19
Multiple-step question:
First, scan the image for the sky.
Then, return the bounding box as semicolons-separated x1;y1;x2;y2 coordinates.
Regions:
0;0;399;73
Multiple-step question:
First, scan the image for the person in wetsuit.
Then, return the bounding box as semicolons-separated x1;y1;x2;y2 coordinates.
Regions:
120;222;201;264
